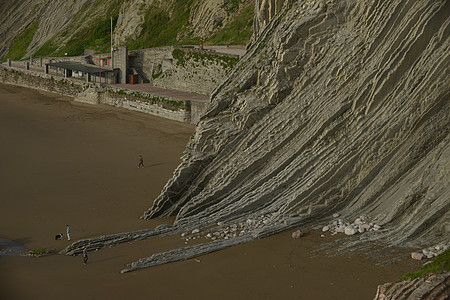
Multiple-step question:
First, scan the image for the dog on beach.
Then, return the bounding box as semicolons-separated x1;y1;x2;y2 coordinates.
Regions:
55;233;64;240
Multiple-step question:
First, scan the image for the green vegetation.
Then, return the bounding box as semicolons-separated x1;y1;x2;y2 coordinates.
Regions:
221;0;241;16
34;0;124;58
172;48;239;70
128;0;198;50
28;0;254;59
206;5;254;45
28;248;54;256
30;249;47;255
2;21;39;62
110;88;185;111
400;249;450;281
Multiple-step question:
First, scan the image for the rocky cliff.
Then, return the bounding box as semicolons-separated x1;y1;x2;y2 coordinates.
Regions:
142;0;449;249
1;0;254;60
0;0;92;59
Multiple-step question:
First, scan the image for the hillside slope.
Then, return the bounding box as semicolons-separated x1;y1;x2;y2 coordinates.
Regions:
143;0;449;249
0;0;254;60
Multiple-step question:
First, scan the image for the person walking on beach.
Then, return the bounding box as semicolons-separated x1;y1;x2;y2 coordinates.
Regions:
138;155;144;168
83;247;88;265
66;225;71;241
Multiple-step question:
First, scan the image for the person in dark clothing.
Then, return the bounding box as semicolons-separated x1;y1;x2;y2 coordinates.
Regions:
83;247;88;265
138;155;144;168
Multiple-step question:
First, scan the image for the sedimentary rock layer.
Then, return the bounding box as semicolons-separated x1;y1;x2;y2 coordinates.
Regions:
143;0;449;249
374;272;449;300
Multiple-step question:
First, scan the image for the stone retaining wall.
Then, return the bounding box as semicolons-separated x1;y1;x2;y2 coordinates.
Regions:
0;65;209;124
100;89;191;123
129;46;238;96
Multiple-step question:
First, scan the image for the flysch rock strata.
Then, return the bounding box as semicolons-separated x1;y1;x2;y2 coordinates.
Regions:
120;235;253;273
142;0;449;253
60;225;174;256
373;272;449;300
60;0;449;279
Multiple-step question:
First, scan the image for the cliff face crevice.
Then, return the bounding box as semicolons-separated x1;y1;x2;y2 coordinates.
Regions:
143;0;449;248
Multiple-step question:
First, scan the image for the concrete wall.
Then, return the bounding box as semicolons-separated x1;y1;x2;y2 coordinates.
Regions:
100;91;191;123
1;64;209;124
0;65;84;96
128;47;238;96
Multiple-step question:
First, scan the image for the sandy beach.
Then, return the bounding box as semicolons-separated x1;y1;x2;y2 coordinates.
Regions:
0;83;422;300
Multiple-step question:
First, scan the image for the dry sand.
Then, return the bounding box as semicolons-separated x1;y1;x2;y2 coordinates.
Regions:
0;83;422;300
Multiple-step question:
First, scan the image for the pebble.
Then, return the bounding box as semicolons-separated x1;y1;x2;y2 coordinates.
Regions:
291;230;302;239
412;242;449;260
192;229;200;234
344;226;357;235
320;216;382;237
197;213;276;241
411;252;424;260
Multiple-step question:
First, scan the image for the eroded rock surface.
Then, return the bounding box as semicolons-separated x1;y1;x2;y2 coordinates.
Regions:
143;0;449;251
374;272;449;300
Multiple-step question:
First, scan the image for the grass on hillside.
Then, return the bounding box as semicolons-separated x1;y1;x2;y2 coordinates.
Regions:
127;0;198;50
2;21;39;61
206;5;254;45
33;0;253;57
400;249;450;281
34;0;123;58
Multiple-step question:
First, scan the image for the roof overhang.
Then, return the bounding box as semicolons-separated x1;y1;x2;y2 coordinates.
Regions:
46;61;116;75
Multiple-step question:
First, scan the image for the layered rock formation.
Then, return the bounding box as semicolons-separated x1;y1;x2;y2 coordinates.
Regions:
0;0;90;58
374;272;449;300
1;0;253;60
142;0;449;250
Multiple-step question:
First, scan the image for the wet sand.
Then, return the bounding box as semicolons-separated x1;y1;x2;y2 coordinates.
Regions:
0;83;422;300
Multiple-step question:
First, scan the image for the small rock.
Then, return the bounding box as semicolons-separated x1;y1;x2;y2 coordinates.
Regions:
320;234;325;238
217;222;223;226
361;224;371;230
422;261;433;267
333;213;340;218
291;230;303;239
192;229;200;234
335;226;345;233
206;233;212;238
344;226;357;235
373;225;381;231
181;233;187;237
411;252;424;260
322;226;330;232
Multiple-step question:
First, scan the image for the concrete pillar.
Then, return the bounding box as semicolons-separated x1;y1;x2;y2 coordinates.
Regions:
86;73;89;83
7;58;11;67
25;62;30;70
45;64;49;74
39;58;43;67
29;55;33;66
64;68;68;78
113;46;128;84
